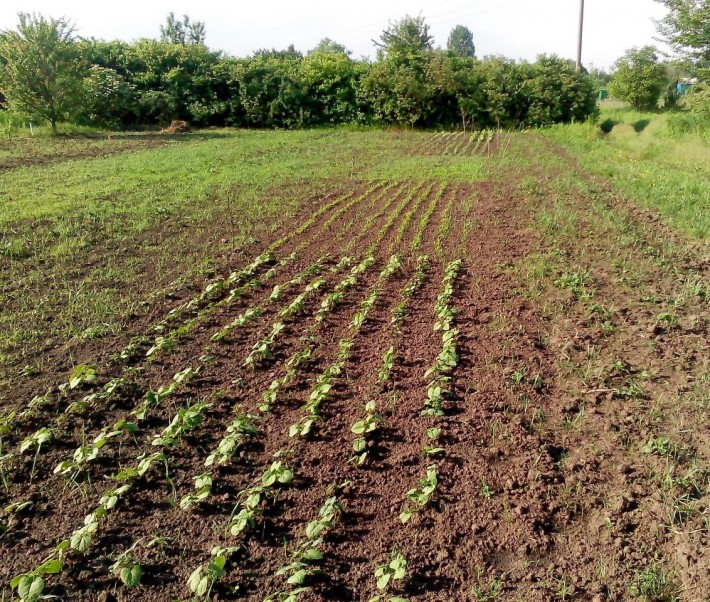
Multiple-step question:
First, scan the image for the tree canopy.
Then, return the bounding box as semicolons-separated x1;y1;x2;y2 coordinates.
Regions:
309;38;350;56
609;46;668;110
373;14;433;64
0;13;85;131
0;11;600;132
447;25;476;58
160;13;206;45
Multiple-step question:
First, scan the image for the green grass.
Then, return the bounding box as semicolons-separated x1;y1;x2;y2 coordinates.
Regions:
544;105;710;239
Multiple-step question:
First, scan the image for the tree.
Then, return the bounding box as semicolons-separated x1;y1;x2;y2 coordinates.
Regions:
309;38;350;56
373;14;433;65
160;13;206;45
0;13;85;132
447;25;475;58
609;46;668;110
655;0;709;76
523;56;598;127
79;65;136;128
358;59;432;126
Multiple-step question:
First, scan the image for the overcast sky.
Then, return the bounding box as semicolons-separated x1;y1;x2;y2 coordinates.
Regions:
0;0;669;70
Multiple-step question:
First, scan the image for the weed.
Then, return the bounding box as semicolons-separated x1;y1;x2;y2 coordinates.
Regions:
629;563;679;601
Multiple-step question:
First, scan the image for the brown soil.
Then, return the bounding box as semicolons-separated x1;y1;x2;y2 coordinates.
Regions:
0;136;184;171
1;136;707;602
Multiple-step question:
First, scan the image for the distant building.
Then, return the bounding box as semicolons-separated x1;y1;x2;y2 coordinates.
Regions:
676;78;700;96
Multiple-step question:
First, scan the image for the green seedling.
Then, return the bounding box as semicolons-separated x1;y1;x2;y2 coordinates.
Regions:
228;488;264;536
10;558;63;602
146;336;174;358
643;437;679;459
400;466;438;523
110;543;143;588
180;473;213;510
351;401;383;466
20;427;53;454
188;550;227;599
262;461;293;487
61;364;97;390
206;413;259;466
374;552;408;591
380;347;396;383
152;401;210;447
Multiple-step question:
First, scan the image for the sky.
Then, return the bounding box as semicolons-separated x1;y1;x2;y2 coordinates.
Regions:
0;0;670;71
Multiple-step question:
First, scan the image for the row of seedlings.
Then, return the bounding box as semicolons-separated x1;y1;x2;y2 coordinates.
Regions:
350;256;432;468
186;456;296;599
308;180;401;253
341;182;409;253
369;183;430;254
42;258;335;484
390;182;437;253
370;259;463;602
290;255;402;439
256;256;405;599
179;255;385;597
261;257;408;597
267;184;385;253
411;184;454;252
9;394;214;600
135;252;281;363
2;252;284;476
263;488;346;601
7;258;360;595
208;255;326;344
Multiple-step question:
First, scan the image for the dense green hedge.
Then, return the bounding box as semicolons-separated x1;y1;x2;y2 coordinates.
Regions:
10;37;600;130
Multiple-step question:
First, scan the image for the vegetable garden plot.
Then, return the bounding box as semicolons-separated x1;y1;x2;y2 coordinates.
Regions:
0;176;482;601
409;130;500;157
1;133;708;602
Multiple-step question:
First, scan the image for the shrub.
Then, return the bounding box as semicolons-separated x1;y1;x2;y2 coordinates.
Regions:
667;83;710;136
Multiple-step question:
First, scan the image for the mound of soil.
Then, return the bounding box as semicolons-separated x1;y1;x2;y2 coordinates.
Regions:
162;120;190;134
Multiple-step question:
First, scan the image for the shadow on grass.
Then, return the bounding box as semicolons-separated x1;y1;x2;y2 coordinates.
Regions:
600;118;618;134
632;118;651;133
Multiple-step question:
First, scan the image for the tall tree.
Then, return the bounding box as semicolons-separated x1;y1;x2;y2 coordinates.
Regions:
160;13;206;45
447;25;476;58
0;13;85;132
373;14;433;64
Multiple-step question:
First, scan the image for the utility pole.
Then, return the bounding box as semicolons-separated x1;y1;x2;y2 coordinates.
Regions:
576;0;585;71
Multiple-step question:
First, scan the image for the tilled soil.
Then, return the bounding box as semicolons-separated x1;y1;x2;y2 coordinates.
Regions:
0;134;707;602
